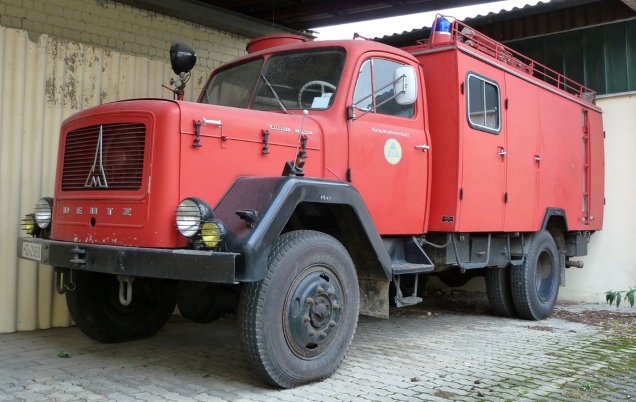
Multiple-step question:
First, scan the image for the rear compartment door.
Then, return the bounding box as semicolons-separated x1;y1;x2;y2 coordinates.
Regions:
459;71;506;232
502;74;541;231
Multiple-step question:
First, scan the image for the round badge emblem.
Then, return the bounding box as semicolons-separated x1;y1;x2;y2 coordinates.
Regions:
384;138;402;165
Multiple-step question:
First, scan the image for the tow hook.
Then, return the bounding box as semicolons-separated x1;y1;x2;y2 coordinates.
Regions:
54;267;76;295
117;275;135;306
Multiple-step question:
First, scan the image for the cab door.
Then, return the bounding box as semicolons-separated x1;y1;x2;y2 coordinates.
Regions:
347;56;430;235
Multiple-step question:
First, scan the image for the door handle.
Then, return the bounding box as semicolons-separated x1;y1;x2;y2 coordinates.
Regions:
497;147;506;156
415;144;430;152
534;155;542;162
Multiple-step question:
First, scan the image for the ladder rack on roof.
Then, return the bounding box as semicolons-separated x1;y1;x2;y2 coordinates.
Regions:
417;15;596;102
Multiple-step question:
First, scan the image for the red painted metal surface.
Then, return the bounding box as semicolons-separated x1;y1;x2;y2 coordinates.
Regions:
410;16;603;232
48;18;604;250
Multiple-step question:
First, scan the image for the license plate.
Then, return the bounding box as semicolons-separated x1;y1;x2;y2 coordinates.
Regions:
22;241;42;262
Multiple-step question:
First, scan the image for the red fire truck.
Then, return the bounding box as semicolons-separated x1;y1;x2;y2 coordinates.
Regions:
17;17;604;388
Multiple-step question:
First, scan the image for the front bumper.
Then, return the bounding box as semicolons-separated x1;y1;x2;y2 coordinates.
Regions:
17;237;238;283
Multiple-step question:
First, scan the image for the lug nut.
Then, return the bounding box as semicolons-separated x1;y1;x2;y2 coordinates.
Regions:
319;332;327;339
327;287;334;296
306;297;314;305
303;316;310;323
329;320;336;327
317;286;324;294
309;330;315;336
333;302;340;310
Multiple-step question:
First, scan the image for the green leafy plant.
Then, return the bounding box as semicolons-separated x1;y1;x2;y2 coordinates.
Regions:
606;288;635;308
57;351;70;358
581;381;595;392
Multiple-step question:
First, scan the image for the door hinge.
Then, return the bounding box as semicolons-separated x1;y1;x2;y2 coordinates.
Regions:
504;192;508;203
459;188;463;201
346;168;352;182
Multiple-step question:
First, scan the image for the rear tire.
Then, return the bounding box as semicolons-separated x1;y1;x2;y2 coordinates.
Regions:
177;282;237;323
511;231;560;320
485;266;517;317
239;230;359;388
66;270;176;343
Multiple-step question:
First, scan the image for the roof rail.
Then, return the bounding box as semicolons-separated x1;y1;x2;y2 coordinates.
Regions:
412;15;596;102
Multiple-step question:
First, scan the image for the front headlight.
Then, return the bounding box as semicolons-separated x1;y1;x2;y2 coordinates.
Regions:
34;197;53;229
175;197;213;238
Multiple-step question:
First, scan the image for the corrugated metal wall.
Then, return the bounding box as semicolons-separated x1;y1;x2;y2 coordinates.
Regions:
507;19;636;95
0;26;208;333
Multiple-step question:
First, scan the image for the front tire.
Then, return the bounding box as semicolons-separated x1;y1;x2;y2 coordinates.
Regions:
239;230;359;388
66;270;176;343
511;231;560;320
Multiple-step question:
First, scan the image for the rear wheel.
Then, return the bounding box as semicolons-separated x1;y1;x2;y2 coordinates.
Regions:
66;270;176;343
177;282;237;323
511;231;560;320
485;266;517;317
239;230;359;388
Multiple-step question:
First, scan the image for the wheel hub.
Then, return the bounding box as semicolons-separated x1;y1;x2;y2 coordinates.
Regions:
283;267;343;359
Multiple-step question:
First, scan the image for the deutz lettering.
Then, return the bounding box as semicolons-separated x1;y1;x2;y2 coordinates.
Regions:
61;206;132;216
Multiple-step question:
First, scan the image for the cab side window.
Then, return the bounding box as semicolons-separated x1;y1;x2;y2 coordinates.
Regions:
467;73;500;133
353;58;415;118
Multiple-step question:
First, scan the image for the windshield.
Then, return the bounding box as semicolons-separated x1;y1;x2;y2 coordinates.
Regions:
200;48;346;111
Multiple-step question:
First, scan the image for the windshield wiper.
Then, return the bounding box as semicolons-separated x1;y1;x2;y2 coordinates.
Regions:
260;73;288;114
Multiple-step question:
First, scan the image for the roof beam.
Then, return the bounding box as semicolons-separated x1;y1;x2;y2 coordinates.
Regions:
114;0;303;37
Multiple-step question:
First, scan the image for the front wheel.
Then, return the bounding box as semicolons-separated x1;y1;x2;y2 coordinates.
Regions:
239;230;359;388
511;231;560;320
66;270;176;343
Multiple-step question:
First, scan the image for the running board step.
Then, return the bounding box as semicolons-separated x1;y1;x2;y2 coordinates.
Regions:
395;295;422;307
392;262;435;275
384;236;435;276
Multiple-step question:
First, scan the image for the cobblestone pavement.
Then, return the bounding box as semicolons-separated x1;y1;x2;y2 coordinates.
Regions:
1;294;635;402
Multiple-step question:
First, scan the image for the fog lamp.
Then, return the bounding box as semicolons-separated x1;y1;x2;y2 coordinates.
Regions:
34;197;53;229
175;197;213;238
21;213;38;236
201;219;226;248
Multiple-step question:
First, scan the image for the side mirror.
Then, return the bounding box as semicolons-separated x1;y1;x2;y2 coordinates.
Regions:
170;41;197;75
394;66;417;105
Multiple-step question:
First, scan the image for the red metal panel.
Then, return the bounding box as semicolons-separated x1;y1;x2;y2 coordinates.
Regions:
503;74;541;231
537;99;584;228
415;49;462;232
587;109;605;230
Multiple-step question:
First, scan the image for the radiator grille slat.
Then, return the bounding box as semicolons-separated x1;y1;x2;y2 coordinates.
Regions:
62;123;146;191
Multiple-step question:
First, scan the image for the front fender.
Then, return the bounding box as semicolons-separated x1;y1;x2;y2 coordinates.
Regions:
212;176;392;282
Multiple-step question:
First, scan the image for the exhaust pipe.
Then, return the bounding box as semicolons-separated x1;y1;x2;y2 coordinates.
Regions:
565;259;584;268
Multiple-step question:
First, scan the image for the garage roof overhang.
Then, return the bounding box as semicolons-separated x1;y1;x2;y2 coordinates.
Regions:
114;0;503;38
